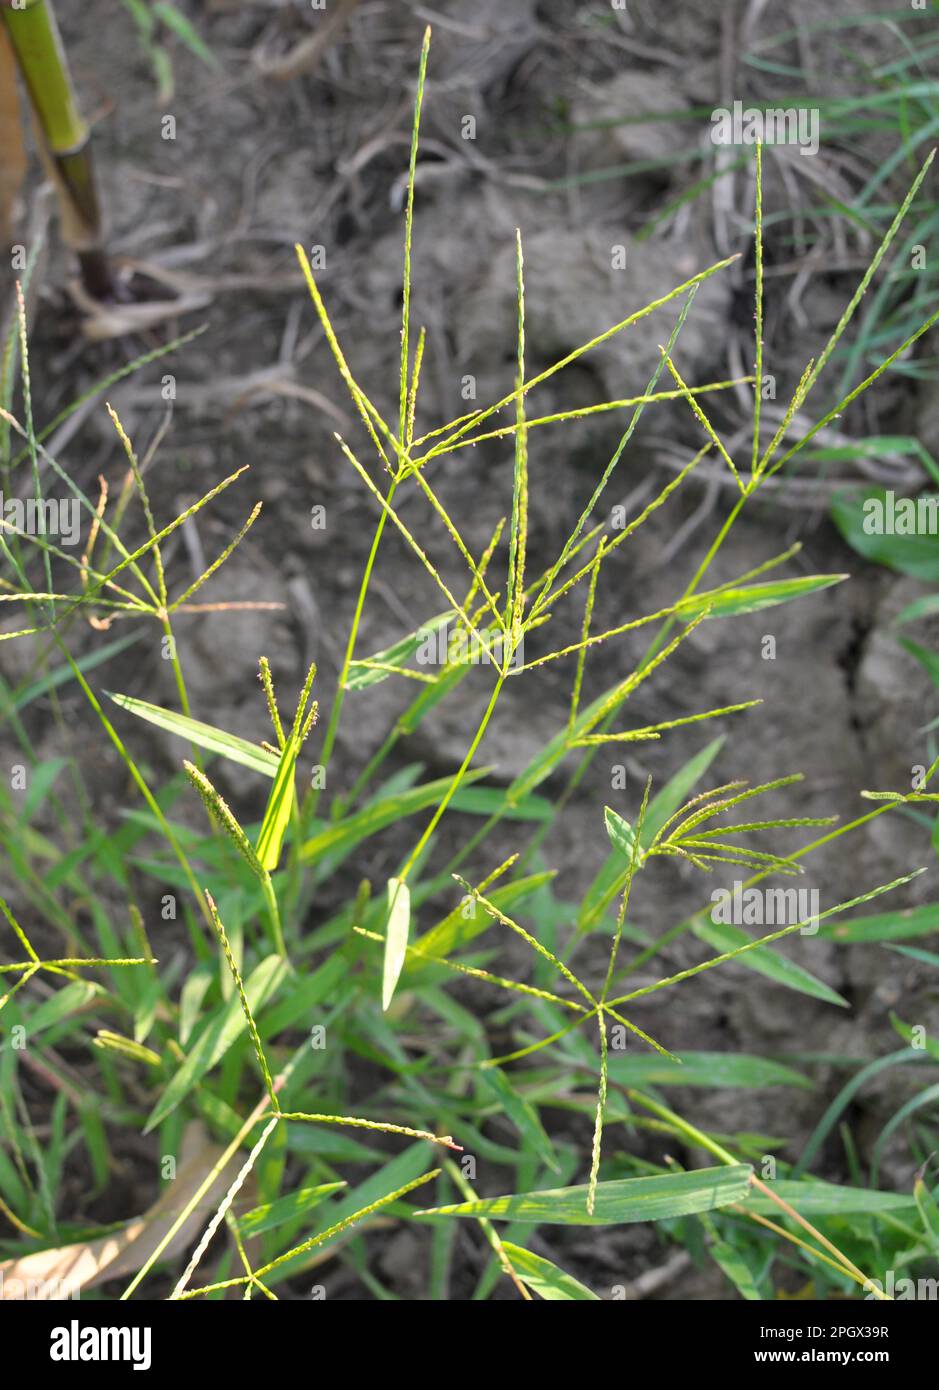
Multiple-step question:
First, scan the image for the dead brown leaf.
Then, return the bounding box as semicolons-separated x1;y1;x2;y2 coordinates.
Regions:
0;1122;242;1300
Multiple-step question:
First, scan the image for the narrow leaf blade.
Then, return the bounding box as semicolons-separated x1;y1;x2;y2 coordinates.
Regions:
255;736;299;871
109;692;279;778
382;878;411;1011
417;1165;752;1226
501;1242;599;1299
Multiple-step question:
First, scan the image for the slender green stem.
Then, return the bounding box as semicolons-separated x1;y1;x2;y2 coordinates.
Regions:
52;631;215;937
120;1089;279;1301
397;670;506;885
627;1090;739;1165
399;27;431;446
261;873;287;959
751;141;764;475
303;481;397;825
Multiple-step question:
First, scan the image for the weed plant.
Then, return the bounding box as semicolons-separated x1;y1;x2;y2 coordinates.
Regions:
1;31;939;1301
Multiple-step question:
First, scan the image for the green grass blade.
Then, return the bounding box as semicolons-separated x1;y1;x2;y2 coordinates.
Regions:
416;1165;753;1226
109;692;280;777
255;735;299;871
382;877;410;1011
500;1242;599;1299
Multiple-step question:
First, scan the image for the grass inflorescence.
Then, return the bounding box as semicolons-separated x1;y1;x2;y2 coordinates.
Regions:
1;28;938;1303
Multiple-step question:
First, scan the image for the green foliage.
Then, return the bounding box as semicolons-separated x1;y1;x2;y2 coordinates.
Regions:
0;29;937;1304
120;0;218;101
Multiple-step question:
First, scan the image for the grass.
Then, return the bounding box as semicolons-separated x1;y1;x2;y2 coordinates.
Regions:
120;0;218;102
563;6;939;423
1;27;939;1301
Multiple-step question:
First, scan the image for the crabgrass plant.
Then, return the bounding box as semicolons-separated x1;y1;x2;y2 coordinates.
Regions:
2;30;939;1301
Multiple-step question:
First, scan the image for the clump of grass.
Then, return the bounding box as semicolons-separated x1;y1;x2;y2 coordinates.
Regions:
1;28;938;1302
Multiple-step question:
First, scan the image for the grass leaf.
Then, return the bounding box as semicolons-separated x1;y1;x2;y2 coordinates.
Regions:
382;877;410;1011
500;1242;599;1299
110;692;280;778
144;954;287;1131
680;574;847;620
416;1165;752;1225
743;1181;917;1217
691;918;848;1007
606;1053;812;1089
255;735;299;872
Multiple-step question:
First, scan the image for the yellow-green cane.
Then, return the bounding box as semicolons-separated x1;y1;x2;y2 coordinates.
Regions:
1;0;115;299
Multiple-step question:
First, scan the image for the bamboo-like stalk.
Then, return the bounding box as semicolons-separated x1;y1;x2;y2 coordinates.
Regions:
0;0;115;299
0;23;27;247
